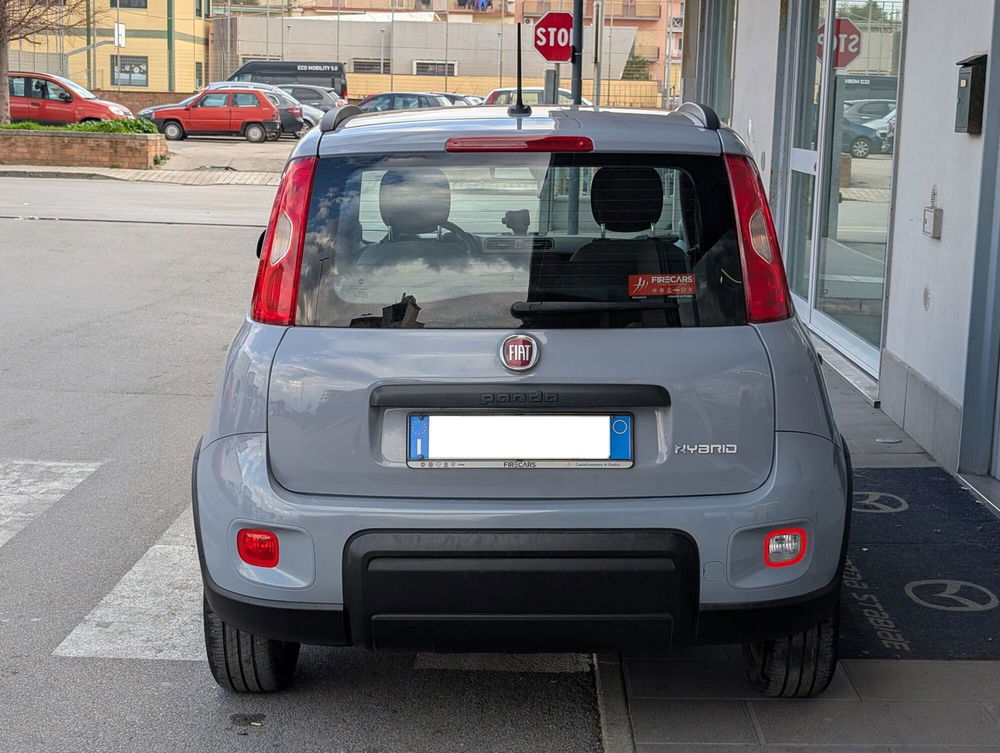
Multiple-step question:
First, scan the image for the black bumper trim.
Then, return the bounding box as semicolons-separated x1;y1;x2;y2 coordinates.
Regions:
369;383;670;409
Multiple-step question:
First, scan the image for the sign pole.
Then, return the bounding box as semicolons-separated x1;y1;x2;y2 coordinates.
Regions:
571;0;583;104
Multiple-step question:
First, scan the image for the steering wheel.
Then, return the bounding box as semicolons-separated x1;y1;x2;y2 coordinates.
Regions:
440;221;481;256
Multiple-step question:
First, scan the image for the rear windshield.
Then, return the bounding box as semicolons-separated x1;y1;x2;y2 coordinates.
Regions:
298;153;745;328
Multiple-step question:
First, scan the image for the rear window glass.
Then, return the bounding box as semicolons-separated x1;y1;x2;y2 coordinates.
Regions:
298;153;744;328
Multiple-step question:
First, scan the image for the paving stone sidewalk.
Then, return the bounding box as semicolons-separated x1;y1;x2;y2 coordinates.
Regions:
0;165;281;186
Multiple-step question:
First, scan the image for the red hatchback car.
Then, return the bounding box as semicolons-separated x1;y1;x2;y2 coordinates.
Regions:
151;89;281;142
8;72;132;124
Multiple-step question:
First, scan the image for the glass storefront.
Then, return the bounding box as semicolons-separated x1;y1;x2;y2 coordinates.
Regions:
780;0;904;374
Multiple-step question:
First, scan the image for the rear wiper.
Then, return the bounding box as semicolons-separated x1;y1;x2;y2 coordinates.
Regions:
511;300;679;317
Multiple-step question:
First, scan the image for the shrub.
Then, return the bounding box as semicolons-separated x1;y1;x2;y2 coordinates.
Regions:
0;118;158;134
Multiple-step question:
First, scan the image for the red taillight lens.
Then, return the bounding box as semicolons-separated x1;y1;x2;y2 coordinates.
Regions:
764;528;807;568
250;156;316;325
237;529;279;568
724;154;793;323
445;135;594;152
289;106;302;116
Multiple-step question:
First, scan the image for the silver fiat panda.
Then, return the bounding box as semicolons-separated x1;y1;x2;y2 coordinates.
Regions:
193;102;851;698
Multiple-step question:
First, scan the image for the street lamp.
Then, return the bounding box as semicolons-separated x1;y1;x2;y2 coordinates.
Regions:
497;31;503;86
379;27;386;74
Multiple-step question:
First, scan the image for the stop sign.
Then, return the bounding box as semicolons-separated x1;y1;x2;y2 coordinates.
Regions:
817;18;862;68
533;11;574;63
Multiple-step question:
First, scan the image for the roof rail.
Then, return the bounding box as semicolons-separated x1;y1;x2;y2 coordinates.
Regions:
321;104;364;133
670;102;721;130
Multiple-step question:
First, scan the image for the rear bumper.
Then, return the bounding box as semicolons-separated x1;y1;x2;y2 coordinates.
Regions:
193;431;850;651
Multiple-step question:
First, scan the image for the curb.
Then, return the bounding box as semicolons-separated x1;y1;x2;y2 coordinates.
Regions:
594;653;636;753
0;169;116;181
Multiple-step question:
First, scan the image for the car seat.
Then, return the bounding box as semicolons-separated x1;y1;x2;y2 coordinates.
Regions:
356;168;470;268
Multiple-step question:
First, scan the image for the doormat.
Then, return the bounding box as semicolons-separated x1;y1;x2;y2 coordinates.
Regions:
840;467;1000;659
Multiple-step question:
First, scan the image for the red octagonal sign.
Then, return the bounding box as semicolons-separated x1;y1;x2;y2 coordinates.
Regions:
534;11;574;63
818;18;862;68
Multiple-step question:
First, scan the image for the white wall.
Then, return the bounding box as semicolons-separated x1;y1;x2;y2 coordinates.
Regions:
882;0;994;406
729;0;780;189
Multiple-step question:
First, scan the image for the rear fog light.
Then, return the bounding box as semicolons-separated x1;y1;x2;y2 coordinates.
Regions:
237;529;280;568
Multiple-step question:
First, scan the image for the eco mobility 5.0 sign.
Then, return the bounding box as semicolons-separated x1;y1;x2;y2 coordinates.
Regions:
533;12;574;63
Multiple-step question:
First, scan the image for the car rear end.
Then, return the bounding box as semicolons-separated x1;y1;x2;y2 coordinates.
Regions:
194;106;849;696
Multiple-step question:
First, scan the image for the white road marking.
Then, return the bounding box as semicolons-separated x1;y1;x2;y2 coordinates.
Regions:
0;459;101;549
55;509;205;661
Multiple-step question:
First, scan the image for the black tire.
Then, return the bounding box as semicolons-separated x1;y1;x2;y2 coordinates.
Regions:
245;123;267;143
203;595;300;692
850;137;871;159
742;599;839;698
162;121;184;141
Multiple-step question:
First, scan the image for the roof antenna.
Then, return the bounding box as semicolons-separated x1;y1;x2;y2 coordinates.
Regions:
508;23;532;117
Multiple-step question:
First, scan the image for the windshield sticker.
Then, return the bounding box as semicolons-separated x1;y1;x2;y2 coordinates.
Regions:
629;274;696;298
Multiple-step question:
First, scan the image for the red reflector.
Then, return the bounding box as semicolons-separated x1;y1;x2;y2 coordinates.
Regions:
250;156;317;325
724;154;793;323
237;529;279;568
764;528;807;568
445;135;594;152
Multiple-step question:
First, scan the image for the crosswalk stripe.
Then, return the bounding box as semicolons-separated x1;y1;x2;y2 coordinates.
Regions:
54;508;205;662
0;459;101;549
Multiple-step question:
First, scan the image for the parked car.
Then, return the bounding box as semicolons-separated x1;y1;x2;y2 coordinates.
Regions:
194;103;850;699
356;92;455;112
277;84;347;113
150;89;280;142
228;60;348;98
136;94;198;122
866;108;896;153
842;119;880;159
205;82;310;137
485;87;593;106
433;92;481;106
842;98;895;125
7;72;132;124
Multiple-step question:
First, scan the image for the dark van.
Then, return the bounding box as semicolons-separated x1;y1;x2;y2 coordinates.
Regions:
229;61;348;98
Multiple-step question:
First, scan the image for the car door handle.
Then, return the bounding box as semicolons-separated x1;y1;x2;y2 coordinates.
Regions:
29;102;40;107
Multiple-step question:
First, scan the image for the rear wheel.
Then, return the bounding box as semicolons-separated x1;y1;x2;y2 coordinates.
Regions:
203;596;300;692
742;599;839;698
245;123;267;143
162;121;184;141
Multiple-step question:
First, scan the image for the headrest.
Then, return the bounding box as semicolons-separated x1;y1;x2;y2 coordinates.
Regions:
590;167;663;233
379;168;451;235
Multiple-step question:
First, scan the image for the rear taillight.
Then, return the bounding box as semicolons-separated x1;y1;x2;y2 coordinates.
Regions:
724;154;793;323
764;528;807;568
250;156;317;325
289;106;302;116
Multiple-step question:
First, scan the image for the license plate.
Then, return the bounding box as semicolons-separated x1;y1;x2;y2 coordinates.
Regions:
407;414;633;469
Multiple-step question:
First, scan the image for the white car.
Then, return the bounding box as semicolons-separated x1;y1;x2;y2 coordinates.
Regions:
485;87;593;106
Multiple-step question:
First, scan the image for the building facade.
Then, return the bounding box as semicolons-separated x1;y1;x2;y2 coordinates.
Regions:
10;0;210;93
683;0;1000;499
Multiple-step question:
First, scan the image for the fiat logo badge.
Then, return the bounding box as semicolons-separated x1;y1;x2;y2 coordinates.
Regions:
500;334;539;371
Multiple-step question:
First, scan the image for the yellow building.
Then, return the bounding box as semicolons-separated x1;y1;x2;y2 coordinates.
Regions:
15;0;210;93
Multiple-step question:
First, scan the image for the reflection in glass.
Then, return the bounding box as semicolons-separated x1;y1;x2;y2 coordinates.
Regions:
786;171;816;300
813;0;902;348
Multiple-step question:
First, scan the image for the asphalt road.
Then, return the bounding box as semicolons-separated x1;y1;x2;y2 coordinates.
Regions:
0;178;602;753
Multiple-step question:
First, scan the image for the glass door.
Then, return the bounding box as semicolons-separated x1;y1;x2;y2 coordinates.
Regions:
783;0;827;315
810;0;903;373
782;0;904;376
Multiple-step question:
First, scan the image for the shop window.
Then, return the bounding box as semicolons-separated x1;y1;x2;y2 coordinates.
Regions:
111;0;148;8
195;61;204;89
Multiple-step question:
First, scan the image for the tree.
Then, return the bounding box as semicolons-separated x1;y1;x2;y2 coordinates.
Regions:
842;1;887;24
0;0;92;123
622;53;651;81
